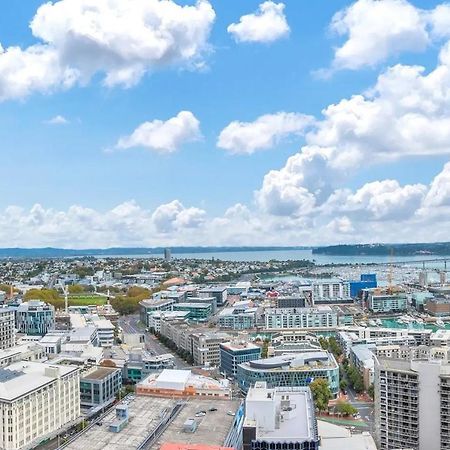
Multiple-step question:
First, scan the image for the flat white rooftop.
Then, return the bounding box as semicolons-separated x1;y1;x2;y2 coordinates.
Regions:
0;361;77;401
318;420;377;450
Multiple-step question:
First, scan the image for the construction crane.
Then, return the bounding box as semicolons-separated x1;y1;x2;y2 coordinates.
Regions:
59;282;69;313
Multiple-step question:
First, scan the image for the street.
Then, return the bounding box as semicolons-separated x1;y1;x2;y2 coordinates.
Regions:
118;315;190;369
345;385;374;434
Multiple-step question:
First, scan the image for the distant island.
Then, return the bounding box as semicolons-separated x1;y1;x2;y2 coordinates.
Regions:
312;242;450;256
0;246;310;258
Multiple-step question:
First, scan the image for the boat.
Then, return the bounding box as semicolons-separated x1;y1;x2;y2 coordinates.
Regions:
436;318;445;328
375;319;382;326
368;320;376;327
359;321;367;327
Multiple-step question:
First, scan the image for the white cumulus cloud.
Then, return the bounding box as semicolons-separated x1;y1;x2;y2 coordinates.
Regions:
257;44;450;217
227;1;289;44
151;200;206;233
325;0;450;73
116;111;201;153
217;112;314;155
0;0;215;100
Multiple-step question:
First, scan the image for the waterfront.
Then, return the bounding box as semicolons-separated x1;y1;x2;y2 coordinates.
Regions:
114;249;450;267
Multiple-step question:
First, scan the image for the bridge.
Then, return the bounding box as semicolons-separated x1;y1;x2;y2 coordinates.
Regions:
384;257;449;270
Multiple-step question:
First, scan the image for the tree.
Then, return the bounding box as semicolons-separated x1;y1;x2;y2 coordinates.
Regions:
340;379;348;391
318;337;329;350
328;337;342;358
309;378;332;412
335;400;357;416
68;284;84;294
368;384;375;399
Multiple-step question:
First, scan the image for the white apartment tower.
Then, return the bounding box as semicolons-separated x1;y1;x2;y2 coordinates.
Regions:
375;356;450;450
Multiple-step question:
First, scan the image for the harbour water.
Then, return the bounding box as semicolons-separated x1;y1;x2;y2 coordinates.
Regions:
380;318;450;332
167;249;450;267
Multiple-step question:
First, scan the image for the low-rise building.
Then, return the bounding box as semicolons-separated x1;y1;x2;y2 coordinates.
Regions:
80;366;122;408
173;303;212;322
364;289;408;313
312;280;351;304
350;344;375;390
147;310;190;333
265;306;338;330
198;287;228;307
218;307;256;330
275;296;306;309
125;351;175;382
139;297;177;327
237;351;339;395
0;343;45;367
220;340;262;378
136;369;231;399
243;381;319;450
91;318;115;347
191;332;231;367
0;361;80;449
425;297;450;316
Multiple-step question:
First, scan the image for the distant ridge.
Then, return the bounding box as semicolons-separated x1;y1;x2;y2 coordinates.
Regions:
312;242;450;256
0;246;310;258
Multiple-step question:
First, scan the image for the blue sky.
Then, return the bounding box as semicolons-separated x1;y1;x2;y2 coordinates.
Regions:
0;0;449;247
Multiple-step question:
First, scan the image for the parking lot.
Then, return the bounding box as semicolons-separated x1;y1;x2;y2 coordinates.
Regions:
150;398;241;449
65;396;176;450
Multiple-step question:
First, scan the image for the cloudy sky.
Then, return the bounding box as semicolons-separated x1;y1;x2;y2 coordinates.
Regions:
1;0;449;248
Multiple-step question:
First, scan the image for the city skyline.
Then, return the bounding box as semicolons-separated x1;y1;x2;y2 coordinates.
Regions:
1;0;449;248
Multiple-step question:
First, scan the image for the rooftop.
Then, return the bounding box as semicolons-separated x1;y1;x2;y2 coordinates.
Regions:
160;444;234;450
245;382;318;442
220;340;260;351
244;351;337;371
149;398;241;449
82;366;119;381
266;305;334;314
0;361;78;401
318;420;377;450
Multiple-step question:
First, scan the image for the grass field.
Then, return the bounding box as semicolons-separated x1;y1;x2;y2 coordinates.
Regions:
60;295;107;306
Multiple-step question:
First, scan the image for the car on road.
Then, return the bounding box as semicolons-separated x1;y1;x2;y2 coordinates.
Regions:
209;407;217;412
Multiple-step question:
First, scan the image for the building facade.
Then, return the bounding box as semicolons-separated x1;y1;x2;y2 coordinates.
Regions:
237;352;339;395
220;341;262;378
173;303;212;322
312;281;351;304
265;306;337;330
0;362;80;450
365;291;408;313
80;366;122;408
0;308;15;349
14;301;55;336
375;356;450;450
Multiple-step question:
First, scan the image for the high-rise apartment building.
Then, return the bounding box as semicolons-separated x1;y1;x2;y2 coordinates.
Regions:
375;356;450;450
